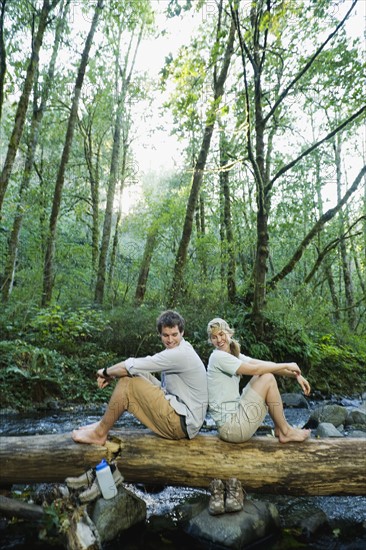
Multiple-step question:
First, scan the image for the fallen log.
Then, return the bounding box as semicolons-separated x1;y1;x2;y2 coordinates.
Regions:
0;495;44;520
0;430;365;496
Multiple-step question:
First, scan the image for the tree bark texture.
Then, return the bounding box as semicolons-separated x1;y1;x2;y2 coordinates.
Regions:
0;495;44;521
219;137;236;302
335;137;356;330
0;431;365;496
94;107;122;304
0;0;7;122
134;229;158;305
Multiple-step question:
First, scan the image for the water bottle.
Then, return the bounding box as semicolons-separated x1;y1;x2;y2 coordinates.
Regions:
95;459;117;499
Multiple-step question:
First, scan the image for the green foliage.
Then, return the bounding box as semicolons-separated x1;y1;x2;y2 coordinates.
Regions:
102;304;166;358
26;306;111;355
307;334;366;397
0;337;117;409
0;340;63;407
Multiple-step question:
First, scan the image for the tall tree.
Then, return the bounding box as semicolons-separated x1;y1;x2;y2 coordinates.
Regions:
219;124;236;302
0;0;7;122
230;0;362;333
168;1;236;305
42;0;104;306
1;0;69;303
0;0;61;213
94;22;144;304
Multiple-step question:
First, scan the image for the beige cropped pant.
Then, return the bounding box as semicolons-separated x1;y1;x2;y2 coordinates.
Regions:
109;374;187;440
217;382;268;443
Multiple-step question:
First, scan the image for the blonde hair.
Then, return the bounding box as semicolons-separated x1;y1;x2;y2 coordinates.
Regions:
207;318;241;358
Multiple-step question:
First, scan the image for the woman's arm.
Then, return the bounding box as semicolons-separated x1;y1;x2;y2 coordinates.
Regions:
236;358;311;395
236;358;301;377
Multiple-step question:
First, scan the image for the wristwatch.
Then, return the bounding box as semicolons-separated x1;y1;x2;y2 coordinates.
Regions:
102;366;109;377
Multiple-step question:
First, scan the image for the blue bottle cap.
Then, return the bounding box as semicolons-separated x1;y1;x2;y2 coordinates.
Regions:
96;459;108;470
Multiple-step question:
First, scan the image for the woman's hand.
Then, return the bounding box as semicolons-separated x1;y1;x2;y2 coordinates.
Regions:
296;373;311;396
278;362;302;377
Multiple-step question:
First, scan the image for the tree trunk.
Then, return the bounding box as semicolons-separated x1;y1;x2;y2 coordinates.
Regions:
0;0;60;213
94;25;142;305
107;142;129;296
134;227;158;305
168;14;236;306
335;137;356;330
219;128;236;302
0;0;7;122
0;495;44;520
42;0;104;306
0;431;365;496
79;118;105;279
94;107;123;304
195;193;207;277
1;0;67;303
324;262;340;320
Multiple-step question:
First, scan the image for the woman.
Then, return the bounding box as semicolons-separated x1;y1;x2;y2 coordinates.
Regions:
207;318;311;443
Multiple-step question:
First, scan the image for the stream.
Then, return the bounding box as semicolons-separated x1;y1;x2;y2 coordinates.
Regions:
1;400;365;549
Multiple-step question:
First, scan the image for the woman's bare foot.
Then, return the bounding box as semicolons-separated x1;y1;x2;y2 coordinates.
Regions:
278;426;311;443
72;426;107;446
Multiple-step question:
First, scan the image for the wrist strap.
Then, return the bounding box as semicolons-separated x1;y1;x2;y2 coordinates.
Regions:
103;366;109;377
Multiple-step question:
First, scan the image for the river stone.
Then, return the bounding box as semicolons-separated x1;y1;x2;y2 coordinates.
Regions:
281;393;310;408
345;409;366;427
347;430;366;438
309;404;348;427
90;486;146;543
316;422;343;438
184;498;280;549
282;501;329;540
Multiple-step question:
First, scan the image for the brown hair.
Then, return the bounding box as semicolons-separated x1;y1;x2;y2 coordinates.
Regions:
157;310;185;334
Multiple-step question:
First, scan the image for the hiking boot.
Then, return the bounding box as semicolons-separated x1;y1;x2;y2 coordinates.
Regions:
208;479;225;515
225;478;244;513
65;467;96;490
79;467;124;503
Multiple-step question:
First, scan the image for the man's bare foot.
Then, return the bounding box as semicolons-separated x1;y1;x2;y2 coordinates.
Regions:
278;426;311;443
72;427;107;446
75;422;99;431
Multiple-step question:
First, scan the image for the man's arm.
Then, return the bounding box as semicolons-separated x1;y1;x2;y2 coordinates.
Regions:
96;361;129;388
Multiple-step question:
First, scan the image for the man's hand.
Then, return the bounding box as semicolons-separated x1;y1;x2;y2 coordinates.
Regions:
96;368;111;389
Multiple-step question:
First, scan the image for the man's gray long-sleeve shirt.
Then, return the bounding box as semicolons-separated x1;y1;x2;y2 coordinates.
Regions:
124;338;208;439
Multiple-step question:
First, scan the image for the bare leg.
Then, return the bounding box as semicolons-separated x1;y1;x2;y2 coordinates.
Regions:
250;374;310;443
72;379;129;445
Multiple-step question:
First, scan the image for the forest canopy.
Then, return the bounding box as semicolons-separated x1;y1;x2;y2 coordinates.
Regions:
0;0;365;406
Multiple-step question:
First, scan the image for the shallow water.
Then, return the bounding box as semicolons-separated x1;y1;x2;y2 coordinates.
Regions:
0;402;365;549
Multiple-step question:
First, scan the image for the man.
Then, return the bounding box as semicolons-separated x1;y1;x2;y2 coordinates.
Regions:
72;310;208;445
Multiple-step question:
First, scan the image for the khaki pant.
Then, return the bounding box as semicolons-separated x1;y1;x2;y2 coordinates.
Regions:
109;375;187;440
218;383;268;443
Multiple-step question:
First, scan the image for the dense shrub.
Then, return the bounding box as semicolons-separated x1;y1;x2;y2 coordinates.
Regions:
0;339;116;409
